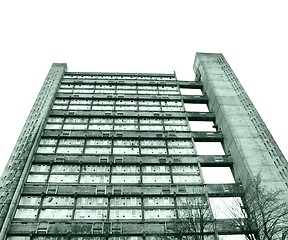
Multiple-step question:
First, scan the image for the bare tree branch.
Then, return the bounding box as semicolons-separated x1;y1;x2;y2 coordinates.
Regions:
226;174;288;240
161;196;215;240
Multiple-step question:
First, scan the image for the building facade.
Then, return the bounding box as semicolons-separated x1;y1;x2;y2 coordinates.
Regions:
0;53;287;240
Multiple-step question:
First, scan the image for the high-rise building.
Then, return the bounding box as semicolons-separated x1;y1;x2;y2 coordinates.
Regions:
0;53;287;240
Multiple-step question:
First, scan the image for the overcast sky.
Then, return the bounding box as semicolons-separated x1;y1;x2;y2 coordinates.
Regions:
0;0;287;176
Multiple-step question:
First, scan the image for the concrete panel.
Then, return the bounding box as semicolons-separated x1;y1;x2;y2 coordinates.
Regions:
228;126;260;138
209;96;244;114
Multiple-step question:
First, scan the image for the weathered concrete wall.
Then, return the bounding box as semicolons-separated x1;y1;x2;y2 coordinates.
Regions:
193;53;288;194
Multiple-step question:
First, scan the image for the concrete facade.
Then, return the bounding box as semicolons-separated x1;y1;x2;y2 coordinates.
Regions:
0;55;287;240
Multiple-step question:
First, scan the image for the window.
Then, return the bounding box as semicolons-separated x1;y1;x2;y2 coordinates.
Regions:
110;197;141;206
76;197;108;206
39;138;57;145
138;86;157;90
85;147;111;154
70;100;92;105
172;165;198;173
111;176;140;183
92;105;114;110
142;165;169;173
89;124;113;130
110;209;142;219
39;209;72;219
49;175;78;183
140;118;162;124
116;90;137;94
113;148;139;154
167;140;193;147
82;165;110;173
140;140;165;146
141;148;167;154
115;125;138;130
30;164;50;172
86;139;112;145
139;100;159;106
144;197;174;206
144;209;175;219
90;118;113;123
140;125;163;131
14;208;38;219
19;196;41;206
63;124;87;130
47;117;64;123
115;106;137;111
164;125;189;131
45;124;62;130
27;174;47;182
52;105;68;110
68;105;91;110
65;117;89;123
176;196;208;207
60;84;74;88
173;175;201;183
114;139;139;146
54;100;70;105
168;148;195;155
162;106;184;112
74;209;107;219
42;196;74;206
58;139;85;145
56;147;83;154
93;99;115;104
114;118;138;124
164;118;186;125
80;175;109;183
142;175;171;183
218;235;247;240
116;100;137;105
117;85;136;90
161;101;182;106
73;89;93;93
139;106;161;111
112;166;140;173
7;237;30;240
138;90;158;95
51;164;80;173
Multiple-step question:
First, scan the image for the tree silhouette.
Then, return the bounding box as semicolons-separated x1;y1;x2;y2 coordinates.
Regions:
225;174;288;240
162;195;215;240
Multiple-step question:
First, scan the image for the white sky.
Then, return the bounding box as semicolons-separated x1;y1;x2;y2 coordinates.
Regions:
0;0;287;176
